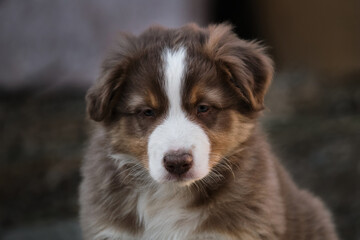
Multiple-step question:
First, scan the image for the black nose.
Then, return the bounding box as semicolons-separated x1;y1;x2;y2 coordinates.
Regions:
163;151;193;175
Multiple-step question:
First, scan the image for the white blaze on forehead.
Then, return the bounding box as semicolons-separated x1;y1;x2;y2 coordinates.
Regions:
148;47;210;183
164;47;186;113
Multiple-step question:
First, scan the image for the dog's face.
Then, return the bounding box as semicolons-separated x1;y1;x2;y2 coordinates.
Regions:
86;24;273;185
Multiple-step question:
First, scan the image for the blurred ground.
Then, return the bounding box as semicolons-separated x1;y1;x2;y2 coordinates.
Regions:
0;71;359;240
0;89;85;239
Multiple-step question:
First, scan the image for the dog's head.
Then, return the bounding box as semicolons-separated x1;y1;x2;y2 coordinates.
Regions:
86;23;273;185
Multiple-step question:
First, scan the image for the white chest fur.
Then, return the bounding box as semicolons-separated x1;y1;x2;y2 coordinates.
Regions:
136;185;204;240
94;185;237;240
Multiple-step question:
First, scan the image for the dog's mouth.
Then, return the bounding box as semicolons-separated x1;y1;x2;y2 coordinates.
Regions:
153;169;210;186
158;171;208;186
163;171;197;183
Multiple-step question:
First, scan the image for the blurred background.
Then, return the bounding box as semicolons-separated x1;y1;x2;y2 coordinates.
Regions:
0;0;359;239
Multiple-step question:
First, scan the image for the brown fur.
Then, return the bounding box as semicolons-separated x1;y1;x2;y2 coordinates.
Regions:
80;23;338;239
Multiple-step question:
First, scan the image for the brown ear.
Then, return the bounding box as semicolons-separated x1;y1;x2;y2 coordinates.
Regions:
205;24;273;112
86;33;136;122
86;68;123;122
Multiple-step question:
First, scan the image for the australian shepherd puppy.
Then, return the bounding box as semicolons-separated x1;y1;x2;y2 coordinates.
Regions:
79;23;338;240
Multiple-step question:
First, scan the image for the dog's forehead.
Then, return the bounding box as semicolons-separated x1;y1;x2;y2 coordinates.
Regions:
124;49;164;94
124;37;224;109
159;46;220;104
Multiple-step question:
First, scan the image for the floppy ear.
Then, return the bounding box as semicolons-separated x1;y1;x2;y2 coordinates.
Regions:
86;66;124;122
205;24;273;112
86;34;136;122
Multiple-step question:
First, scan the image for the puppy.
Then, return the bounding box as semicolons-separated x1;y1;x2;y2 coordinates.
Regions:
79;23;338;240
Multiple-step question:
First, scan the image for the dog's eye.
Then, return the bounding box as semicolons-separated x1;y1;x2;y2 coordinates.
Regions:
197;105;210;114
142;108;155;117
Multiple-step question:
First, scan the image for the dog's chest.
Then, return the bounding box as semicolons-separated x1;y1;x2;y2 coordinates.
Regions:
136;187;204;240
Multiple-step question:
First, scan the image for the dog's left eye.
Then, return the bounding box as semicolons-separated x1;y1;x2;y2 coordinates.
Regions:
197;104;210;114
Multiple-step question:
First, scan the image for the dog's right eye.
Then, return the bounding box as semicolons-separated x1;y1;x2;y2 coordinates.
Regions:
141;108;155;117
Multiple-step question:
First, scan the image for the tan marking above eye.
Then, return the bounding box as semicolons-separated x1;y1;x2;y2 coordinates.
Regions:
189;86;226;110
125;91;160;113
204;88;225;107
188;84;201;105
126;94;145;112
147;91;159;109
